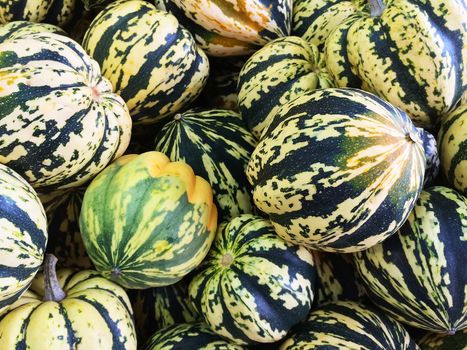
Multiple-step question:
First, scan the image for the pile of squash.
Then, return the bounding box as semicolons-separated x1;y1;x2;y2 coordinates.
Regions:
0;0;465;349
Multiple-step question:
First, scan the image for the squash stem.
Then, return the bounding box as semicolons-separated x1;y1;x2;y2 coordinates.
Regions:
43;254;66;302
369;0;385;17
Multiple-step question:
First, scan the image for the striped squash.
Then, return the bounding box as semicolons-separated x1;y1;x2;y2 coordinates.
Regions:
292;0;358;52
420;130;440;186
0;0;79;28
189;214;316;345
311;251;366;306
0;255;136;349
129;278;199;344
82;0;209;125
247;88;426;252
155;0;292;57
154;109;256;222
38;186;91;269
354;186;467;333
237;36;333;138
145;323;245;350
0;31;132;191
0;164;47;316
438;103;466;195
280;301;419;350
325;0;466;129
79;152;218;289
418;328;467;349
0;20;65;42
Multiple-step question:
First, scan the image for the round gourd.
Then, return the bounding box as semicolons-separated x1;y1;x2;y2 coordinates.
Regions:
280;301;419;350
324;0;466;129
0;20;65;42
0;0;79;28
238;36;333;138
145;323;245;350
354;186;467;333
189;214;316;345
418;328;467;350
155;0;292;57
0;31;132;190
82;0;209;125
154;109;256;222
438;103;466;195
0;164;47;316
79;152;218;289
39;186;91;269
0;255;137;349
129;278;199;344
247;88;426;252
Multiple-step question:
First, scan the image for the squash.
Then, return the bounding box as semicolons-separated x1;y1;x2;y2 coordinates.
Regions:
418;328;467;350
129;277;199;344
82;0;209;125
354;186;467;333
154;109;256;222
0;164;47;316
0;20;65;42
79;152;217;289
0;31;132;190
237;36;333;138
280;301;419;350
0;0;80;28
247;88;425;252
438;103;466;195
155;0;292;57
324;0;466;129
0;254;137;349
38;186;91;269
189;214;316;345
144;323;245;350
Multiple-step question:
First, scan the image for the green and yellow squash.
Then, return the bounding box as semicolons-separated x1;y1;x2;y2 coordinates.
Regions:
82;0;209;125
0;0;80;28
39;186;91;269
144;323;245;350
311;250;366;306
0;20;65;42
438;103;466;195
418;328;467;350
237;36;333;138
247;88;426;252
324;0;466;129
79;152;218;289
0;164;47;316
189;214;316;345
354;186;467;333
155;0;292;57
154;109;256;222
280;301;419;350
0;31;132;190
129;278;199;344
292;0;358;51
0;254;137;349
